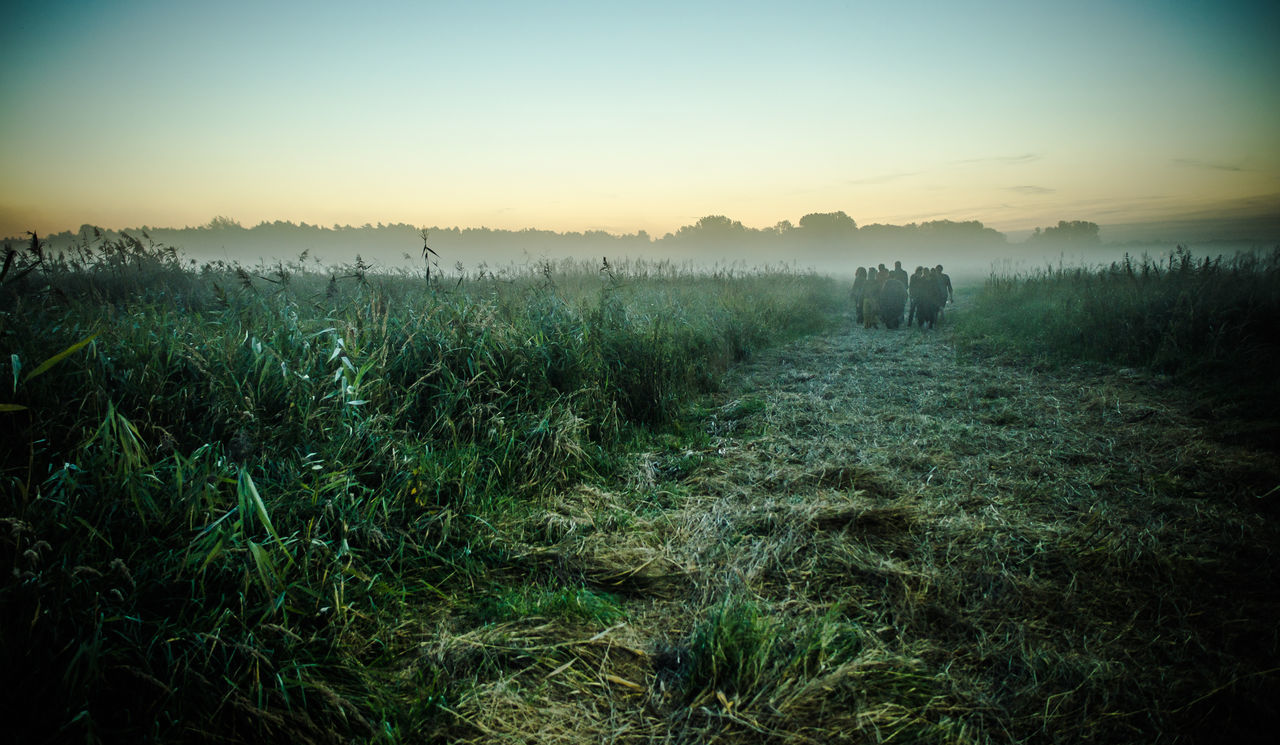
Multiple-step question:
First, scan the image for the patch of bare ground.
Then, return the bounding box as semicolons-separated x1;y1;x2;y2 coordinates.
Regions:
434;310;1280;744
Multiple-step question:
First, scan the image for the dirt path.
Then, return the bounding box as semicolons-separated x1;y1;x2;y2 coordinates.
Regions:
446;311;1280;743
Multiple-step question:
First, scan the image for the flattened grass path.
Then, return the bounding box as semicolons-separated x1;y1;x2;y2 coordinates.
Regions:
444;308;1280;744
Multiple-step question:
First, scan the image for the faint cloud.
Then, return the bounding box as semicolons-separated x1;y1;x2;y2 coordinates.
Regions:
1049;195;1174;219
1172;158;1246;172
954;153;1041;166
1007;185;1055;195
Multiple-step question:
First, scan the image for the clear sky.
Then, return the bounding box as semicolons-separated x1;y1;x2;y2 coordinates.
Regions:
2;0;1277;239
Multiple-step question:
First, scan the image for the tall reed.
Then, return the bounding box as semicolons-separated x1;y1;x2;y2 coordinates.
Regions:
0;236;843;744
957;246;1280;409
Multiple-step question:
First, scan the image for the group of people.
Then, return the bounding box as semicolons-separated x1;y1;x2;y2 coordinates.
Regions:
852;261;953;330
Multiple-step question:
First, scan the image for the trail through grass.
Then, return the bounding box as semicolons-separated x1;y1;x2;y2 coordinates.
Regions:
438;299;1280;743
3;239;1276;743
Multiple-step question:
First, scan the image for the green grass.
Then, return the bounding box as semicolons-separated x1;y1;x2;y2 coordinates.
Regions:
676;594;970;743
956;246;1280;416
474;585;626;627
0;234;844;744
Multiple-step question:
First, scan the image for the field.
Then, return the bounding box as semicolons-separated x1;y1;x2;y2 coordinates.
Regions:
2;236;1278;743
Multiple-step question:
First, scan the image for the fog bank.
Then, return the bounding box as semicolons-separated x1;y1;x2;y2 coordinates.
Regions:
12;212;1277;285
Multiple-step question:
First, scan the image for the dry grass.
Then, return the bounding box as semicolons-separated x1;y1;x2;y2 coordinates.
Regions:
437;301;1280;743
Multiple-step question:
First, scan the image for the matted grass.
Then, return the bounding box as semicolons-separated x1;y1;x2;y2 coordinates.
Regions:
437;299;1279;743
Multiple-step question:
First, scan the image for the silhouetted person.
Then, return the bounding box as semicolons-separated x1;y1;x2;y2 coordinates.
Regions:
934;264;953;323
851;267;868;325
891;260;909;287
863;268;883;329
935;264;953;304
879;276;908;329
915;267;944;329
907;266;925;326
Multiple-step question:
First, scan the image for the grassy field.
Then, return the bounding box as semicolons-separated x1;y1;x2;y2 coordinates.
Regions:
0;233;842;743
2;236;1277;743
957;246;1280;421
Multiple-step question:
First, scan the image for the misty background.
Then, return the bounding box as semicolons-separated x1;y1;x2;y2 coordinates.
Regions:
12;210;1279;283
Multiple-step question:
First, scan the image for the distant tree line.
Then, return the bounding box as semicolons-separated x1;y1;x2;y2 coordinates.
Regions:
12;212;1105;274
1025;220;1101;245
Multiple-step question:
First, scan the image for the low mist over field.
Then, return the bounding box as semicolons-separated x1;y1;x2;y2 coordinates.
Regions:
15;208;1279;284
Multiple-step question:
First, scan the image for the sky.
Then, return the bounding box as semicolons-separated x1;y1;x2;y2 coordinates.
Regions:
2;0;1278;240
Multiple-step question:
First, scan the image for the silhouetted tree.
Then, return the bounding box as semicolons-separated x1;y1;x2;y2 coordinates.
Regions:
1028;220;1101;245
206;215;243;230
672;215;750;244
797;211;857;237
